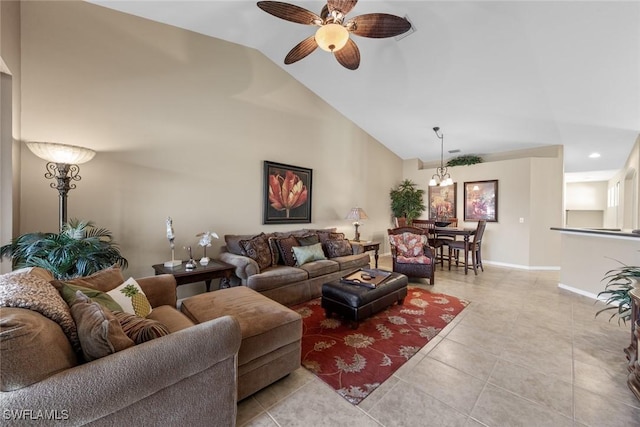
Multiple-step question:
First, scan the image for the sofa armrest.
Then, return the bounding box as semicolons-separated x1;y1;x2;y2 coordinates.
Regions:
136;274;177;308
219;251;259;282
1;315;242;426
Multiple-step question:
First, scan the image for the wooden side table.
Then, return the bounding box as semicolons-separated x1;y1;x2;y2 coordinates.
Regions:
351;241;380;268
152;259;235;292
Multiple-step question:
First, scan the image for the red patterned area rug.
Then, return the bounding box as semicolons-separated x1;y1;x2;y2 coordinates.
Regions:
292;287;469;405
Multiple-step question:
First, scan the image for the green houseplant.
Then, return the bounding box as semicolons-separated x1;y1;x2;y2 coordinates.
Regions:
446;155;483;167
389;179;426;225
595;262;640;324
0;219;127;280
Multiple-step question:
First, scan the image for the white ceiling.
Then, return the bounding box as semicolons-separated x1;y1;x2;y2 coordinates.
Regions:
90;0;640;181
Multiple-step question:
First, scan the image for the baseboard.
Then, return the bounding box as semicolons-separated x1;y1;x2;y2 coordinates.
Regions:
482;260;561;271
557;283;599;300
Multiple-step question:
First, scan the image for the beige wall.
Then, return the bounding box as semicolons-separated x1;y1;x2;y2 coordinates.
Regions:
16;1;402;294
0;0;22;274
605;136;640;230
566;181;607;211
403;148;564;269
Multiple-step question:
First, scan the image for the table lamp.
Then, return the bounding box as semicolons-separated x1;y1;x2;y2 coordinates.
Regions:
345;207;368;241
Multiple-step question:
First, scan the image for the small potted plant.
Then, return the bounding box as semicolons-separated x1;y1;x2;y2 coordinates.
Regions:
0;219;127;280
389;179;426;226
596;262;640;324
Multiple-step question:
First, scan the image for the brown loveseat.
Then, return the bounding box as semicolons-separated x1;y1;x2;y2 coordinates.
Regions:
218;229;371;306
0;267;241;426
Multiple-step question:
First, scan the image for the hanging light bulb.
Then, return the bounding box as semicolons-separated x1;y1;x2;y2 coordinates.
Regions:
429;127;453;187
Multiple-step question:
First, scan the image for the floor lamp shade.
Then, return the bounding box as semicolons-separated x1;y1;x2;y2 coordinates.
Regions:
26;142;96;231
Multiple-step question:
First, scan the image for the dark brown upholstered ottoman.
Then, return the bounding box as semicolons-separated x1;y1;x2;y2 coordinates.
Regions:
321;272;408;327
181;286;302;401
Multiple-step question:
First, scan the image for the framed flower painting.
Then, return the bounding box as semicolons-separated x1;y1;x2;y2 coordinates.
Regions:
428;183;457;221
263;161;313;224
464;180;498;222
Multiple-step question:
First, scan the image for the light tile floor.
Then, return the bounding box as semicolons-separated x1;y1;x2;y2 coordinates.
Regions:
237;256;640;426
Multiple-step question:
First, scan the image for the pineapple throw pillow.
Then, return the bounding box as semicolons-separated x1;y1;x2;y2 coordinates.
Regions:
107;278;152;318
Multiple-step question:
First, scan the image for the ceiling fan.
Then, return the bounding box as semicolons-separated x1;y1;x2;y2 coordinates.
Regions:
257;0;412;70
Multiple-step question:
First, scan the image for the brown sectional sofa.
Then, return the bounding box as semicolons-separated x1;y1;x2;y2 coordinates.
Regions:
218;228;371;306
0;267;241;426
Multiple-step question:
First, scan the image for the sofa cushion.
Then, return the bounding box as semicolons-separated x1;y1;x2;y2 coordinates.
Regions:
298;259;340;278
274;235;299;267
225;233;259;256
106;278;152;318
292;243;326;266
147;305;195;333
240;234;272;271
325;239;353;258
0;269;80;353
0;307;78;391
70;291;134;362
331;253;371;271
53;281;124;313
59;265;125;293
296;234;320;246
112;311;170;344
246;266;308;292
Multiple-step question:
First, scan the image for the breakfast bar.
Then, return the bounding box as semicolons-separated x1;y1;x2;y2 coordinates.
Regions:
550;227;640;298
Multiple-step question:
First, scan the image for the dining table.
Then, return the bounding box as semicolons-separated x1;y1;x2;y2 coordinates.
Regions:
435;227;477;274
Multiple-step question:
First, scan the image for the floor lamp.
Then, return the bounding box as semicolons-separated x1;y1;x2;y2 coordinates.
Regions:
26;142;96;232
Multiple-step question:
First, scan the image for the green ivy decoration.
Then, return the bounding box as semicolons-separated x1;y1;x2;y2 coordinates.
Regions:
446;155;483;167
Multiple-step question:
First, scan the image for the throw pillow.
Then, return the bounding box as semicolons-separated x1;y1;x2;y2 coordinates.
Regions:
58;265;125;293
292;243;327;266
0;269;80;354
402;233;426;257
296;234;320;246
239;234;273;271
52;281;124;313
274;235;299;267
324;239;353;258
106;278;152;318
0;308;78;392
267;236;281;266
112;311;170;345
70;291;134;362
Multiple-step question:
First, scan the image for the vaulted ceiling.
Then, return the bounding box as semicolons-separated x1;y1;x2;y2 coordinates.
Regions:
90;1;639;181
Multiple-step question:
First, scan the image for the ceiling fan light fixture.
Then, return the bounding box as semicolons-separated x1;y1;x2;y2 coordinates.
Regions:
315;23;349;52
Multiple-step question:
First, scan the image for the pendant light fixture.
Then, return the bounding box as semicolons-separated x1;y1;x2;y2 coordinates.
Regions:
429;127;453;187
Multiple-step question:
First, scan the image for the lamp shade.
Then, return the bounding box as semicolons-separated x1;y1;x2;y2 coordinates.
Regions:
26;141;96;165
315;23;349;52
345;207;368;221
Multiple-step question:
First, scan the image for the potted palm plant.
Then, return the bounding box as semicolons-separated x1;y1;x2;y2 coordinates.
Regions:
0;219;127;280
389;179;426;226
596;262;640;324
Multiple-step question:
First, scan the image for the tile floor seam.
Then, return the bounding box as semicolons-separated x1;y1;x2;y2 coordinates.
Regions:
483;379;575;423
389;374;471;418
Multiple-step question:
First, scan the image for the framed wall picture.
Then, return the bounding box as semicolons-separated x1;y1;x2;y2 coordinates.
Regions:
263;161;312;224
428;183;457;221
464;180;498;222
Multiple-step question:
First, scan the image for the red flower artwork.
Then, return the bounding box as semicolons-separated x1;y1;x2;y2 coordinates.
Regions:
268;171;308;218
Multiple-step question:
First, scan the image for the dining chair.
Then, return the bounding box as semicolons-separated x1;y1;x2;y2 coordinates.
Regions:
387;226;436;285
447;220;487;275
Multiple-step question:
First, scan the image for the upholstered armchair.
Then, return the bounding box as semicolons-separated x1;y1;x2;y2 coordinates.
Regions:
387;227;436;285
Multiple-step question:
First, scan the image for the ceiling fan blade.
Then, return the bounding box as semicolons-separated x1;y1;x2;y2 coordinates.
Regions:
327;0;358;16
257;1;321;25
320;4;329;20
334;39;360;70
348;13;411;38
284;36;318;64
